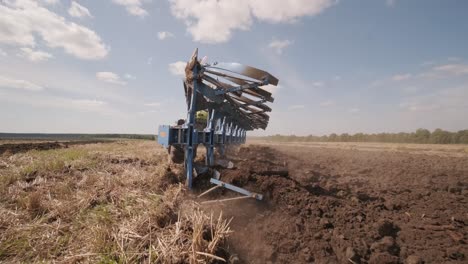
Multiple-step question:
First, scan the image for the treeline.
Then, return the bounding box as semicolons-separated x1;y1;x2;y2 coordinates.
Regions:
0;133;155;141
262;129;468;144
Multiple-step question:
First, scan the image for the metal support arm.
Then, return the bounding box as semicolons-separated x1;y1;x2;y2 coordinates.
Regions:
210;178;263;200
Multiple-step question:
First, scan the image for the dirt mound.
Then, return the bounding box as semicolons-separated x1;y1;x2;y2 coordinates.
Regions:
197;145;468;263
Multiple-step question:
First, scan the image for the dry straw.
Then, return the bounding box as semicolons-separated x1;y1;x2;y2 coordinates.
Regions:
0;141;233;263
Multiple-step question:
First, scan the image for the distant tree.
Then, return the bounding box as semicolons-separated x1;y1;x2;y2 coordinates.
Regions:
414;128;431;143
456;130;468;144
354;133;365;142
329;133;338;142
262;128;468;144
430;128;452;144
339;133;349;142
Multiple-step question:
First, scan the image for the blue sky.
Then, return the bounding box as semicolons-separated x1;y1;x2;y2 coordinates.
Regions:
1;0;467;135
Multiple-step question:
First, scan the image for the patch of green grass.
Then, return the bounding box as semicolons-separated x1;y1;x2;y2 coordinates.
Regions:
98;255;122;264
0;224;51;261
0;236;31;260
91;205;113;225
71;204;120;258
0;225;74;262
48;233;72;258
20;148;96;177
0;172;20;190
21;164;38;176
74;204;113;227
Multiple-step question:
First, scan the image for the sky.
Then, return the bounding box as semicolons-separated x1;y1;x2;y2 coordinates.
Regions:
1;0;468;136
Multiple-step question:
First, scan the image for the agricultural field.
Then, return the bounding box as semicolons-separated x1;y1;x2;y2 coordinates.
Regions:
0;139;467;263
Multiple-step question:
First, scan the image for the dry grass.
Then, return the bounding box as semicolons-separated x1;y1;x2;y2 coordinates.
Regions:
0;140;232;263
154;208;232;263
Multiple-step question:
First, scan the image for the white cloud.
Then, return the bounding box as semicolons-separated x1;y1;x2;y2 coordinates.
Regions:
401;86;421;94
447;57;461;62
138;110;159;115
319;100;334;107
0;75;44;91
111;0;149;17
250;0;335;23
169;61;186;77
386;0;396;7
147;57;153;65
70;99;109;113
313;81;324;87
349;107;360;113
400;86;468;113
268;39;292;55
420;61;435;67
0;49;6;56
144;102;161;107
41;0;60;5
96;72;127;85
0;58;133;104
288;104;305;110
124;73;136;80
18;47;53;62
434;64;468;76
0;90;118;115
68;1;92;18
413;64;468;80
169;0;335;43
0;0;109;60
169;0;251;43
157;31;175;40
400;102;439;112
373;64;468;88
391;73;412;81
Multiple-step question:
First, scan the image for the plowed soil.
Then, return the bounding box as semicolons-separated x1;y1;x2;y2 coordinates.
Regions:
0;140;109;155
198;144;468;264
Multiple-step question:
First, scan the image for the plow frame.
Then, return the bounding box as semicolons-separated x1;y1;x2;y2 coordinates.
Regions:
157;49;277;189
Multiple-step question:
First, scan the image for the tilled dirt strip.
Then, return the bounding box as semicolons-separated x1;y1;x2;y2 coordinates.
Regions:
0;140;111;155
199;145;468;263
